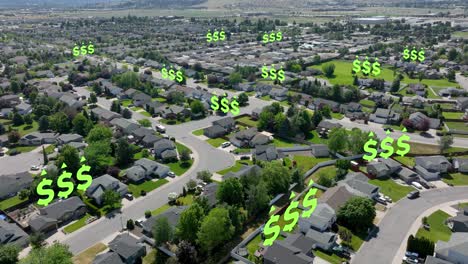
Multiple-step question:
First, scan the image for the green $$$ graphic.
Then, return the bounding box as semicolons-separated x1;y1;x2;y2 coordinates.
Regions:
363;128;411;161
263;180;318;246
403;47;425;62
352;56;381;76
73;42;94;57
261;64;285;82
210;94;240;115
36;157;93;206
262;31;282;43
161;65;184;83
206;29;226;43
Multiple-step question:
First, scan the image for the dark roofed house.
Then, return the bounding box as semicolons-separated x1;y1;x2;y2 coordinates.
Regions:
107;233;146;264
299;203;336;233
142;134;162;148
223;165;262;181
110;118;140;135
15;102;32;115
131;127;154;141
86;174;128;205
229;128;271;148
316;120;342;133
310;144;330;158
397;167;418;183
160;105;190;120
415;155;451;181
312;98;340;112
126;158;170;182
454;158;468;173
263;239;314;264
142;206;187;236
318;186;354;211
369;108;401;125
213;117;236;131
91;107;121;122
424;256;452;264
447;207;468;232
381;158;402;174
204;117;236;138
19;132;57;146
93;252;125;264
253;145;284;162
434;233;468;264
154;139;178;161
367;162;390;178
456;97;468;111
0;94;21;107
409;112;440;129
57;134;84;145
0;172;33;199
133;93;152;107
200;183;219;207
0;220;29;248
305;229;337;251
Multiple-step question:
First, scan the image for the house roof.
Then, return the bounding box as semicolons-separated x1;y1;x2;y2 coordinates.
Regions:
317;120;342;130
91;107;121;120
342;172;379;197
300;203;335;231
213;117;235;128
0;220;29;246
93;252;125;264
201;183;219;207
154;139;176;154
435;233;468;260
415;156;450;170
108;233;144;260
29;215;57;232
424;256;452;264
223;165;262;181
142;206;187;234
132;127;154;138
318;185;354;211
86;174;127;199
110;118;140;131
57;133;83;143
204;125;225;135
305;228;336;247
254;145;284;161
39;196;85;220
367;162;389;173
263;239;314;264
0;172;33;198
381;158;401;169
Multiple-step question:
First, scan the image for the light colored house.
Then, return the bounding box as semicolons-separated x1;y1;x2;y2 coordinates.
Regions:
367;162;390;178
435;233;468;264
19;132;57;146
340;172;380;199
299;203;336;233
86;174;128;205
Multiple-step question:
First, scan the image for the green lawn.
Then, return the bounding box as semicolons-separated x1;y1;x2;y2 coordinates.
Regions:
166;160;192;176
260;95;272;101
153;97;167;103
359;99;376;108
246;234;262;257
446;122;468;131
72;243;107;264
43;144;55;155
293;156;332;172
139;111;152;117
442;112;464;120
442;173;468;186
121;99;132;107
369;177;415;201
338;225;366;251
331;112;344;120
236;116;258;127
217;160;253;175
306;166;336;183
133;151;155;161
192;128;204;136
0;195;28;211
453;31;468;38
305;130;328;144
7;145;38;154
10;121;39;136
151;204;171;216
313;250;345;264
128;179;169;198
273;137;305;147
206;137;226;148
393;156;415;167
130;106;144;111
416;210;452;243
176;142;192;154
63;214;92;234
233;148;252;154
177;194;194;206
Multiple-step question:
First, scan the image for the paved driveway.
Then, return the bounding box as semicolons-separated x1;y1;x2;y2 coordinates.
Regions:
352;186;468;264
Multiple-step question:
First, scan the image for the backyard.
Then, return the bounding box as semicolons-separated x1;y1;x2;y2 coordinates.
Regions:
128;179;169;198
415;210;452;243
368;177;415;201
236;116;258;127
0;194;28;211
292;156;333;173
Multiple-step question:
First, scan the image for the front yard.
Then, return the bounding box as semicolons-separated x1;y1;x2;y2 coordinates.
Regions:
415;210;452;243
128;179;169;198
166;160;192;176
236;116;258;127
63;213;92;234
217;160;253;175
306;130;328;144
206;137;226;148
7;145;38;154
368;177;415;201
72;243;107;264
192;128;204;136
442;173;468;186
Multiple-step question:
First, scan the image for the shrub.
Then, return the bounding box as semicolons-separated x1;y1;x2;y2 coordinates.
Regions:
141;190;147;196
127;219;135;230
145;210;151;218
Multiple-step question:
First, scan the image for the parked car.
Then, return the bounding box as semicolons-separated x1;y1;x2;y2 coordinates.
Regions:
9;149;19;156
0;152;4;157
405;252;419;258
124;193;134;200
375;196;387;205
419;181;431;189
412;182;423;190
155;124;166;133
383;195;392;203
407;190;420;199
403;256;419;263
135;218;145;227
30;165;40;171
168;171;176;178
221;142;231;148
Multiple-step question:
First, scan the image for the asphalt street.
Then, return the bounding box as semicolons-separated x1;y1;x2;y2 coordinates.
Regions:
352;186;468;264
0;146;43;175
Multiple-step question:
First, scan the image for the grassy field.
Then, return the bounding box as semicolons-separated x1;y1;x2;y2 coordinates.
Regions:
442;112;464;119
151;204;171;216
128;179;169;197
442;173;468;186
217;160;253;175
260;95;272;101
416;210;452;243
293;156;332;173
63;214;92;234
72;243;107;264
236;116;258;127
0;195;28;211
310;60;459;87
206;137;227;147
166;160;192;176
192;128;204;136
369;177;415;201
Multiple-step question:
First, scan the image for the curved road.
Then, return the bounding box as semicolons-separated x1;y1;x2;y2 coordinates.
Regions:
353;186;468;264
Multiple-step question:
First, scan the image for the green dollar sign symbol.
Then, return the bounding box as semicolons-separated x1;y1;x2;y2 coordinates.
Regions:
301;180;318;219
363;132;378;161
72;44;80;57
396;128;411;157
220;97;230;114
230;99;239;116
263;214;280;246
262;32;268;43
418;49;425;63
410;47;417;61
278;67;285;82
352;56;361;73
88;42;94;54
210;95;219;111
76;157;92;191
372;59;381;76
261;64;269;79
36;170;54;206
379;130;394;159
57;163;74;199
283;200;300;232
403;47;410;60
161;65;168;79
361;56;371;75
206;30;212;43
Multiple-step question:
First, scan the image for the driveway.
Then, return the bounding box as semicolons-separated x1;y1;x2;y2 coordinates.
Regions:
352;186;468;264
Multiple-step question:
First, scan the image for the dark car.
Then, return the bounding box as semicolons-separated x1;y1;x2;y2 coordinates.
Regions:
419;181;430;189
407;190;420;199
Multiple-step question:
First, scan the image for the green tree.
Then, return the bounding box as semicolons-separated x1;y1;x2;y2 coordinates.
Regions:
0;123;4;135
12;113;24;126
312;109;323;127
177;203;205;243
42;146;48;165
196;170;212;183
246;181;270;217
317;173;333;187
237;93;249;106
56;145;80;174
122;108;132;119
86;125;112;143
38;116;49;132
84;140;112;174
180;149;191;165
348;128;368;154
153;217;174;246
20;243;72;264
115;138;132;167
138;119;151;127
126;219;135;230
88;92;97;104
197;207;234;252
322;63;336;78
391;78;400;93
291;168;304;190
102;189;121;209
23;114;33;125
49;112;70;133
217;178;244;206
0;244;19;264
447;48;459;61
261;161;291;195
328;128;348;153
29;232;45;249
110;100;121;113
447;70;456;82
72;113;93;136
176;241;198;264
337;197;376;232
190;100;205;117
8;131;20;144
229;72;242;85
116;71;140;89
439;134;454;153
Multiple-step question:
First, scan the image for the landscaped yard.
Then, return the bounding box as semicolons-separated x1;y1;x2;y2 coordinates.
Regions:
338;225;366;251
192;128;204;136
369;177;415;201
442;112;464;120
306;130;328;144
306;166;336;183
206;137;226;148
63;213;92;234
292;156;332;172
393;156;415;167
7;145;38;154
0;195;28;211
10;121;39;136
177;194;194;206
217;160;253;175
446;121;468;131
359;99;376;108
166;160;192;176
72;243;107;264
246;234;262;258
151;204;171;216
260;95;272;101
416;210;452;243
331;112;344;120
236;116;258;128
442;173;468;186
273;137;305;147
128;179;169;198
121;99;132;107
175;142;192;154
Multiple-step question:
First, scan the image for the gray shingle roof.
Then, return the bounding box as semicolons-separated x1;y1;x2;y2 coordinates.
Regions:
0;220;29;247
93;252;125;264
39;196;85;220
0;172;33;199
108;233;145;260
142;206;187;234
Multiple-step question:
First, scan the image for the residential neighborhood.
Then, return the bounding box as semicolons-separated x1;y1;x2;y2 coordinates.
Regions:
0;1;467;264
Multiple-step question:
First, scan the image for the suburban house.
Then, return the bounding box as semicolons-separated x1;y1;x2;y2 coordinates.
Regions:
111;118;141;135
263;238;314;264
409;112;441;129
133;93;152;107
228;128;271;148
29;197;87;233
91;107;121;123
340;172;380;199
397;167;419;183
447;207;468;232
200;182;219;207
59;94;86;110
0;94;21;107
381;158;403;174
415;156;452;181
142;206;187;237
316;120;342;136
253;145;284;162
318;185;354;211
453;158;468;173
86;174;129;205
369;108;401;125
456;97;468;111
310;144;330;158
407;83;426;97
0;172;33;199
0;220;29;248
125;158;170;182
14;102;32;115
402;95;426;108
434;233;468;264
94;234;146;264
160;105;190;120
304;228;338;251
223;165;262;181
56;134;84;145
367;162;391;178
311;98;340;112
269;87;288;101
299;203;336;233
203;117;236;138
19;132;58;146
153;139;178;161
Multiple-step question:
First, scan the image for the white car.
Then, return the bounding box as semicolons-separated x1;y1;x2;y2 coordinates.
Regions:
155;124;166;133
412;182;423;190
30;165;40;171
221;142;231;148
167;171;176;178
135;218;145;227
